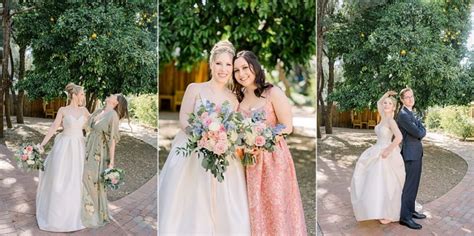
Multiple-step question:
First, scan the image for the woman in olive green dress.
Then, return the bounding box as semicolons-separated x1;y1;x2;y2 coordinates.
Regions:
81;94;129;228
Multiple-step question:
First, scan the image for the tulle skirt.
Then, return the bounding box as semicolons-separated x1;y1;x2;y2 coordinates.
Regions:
159;131;251;235
351;144;405;221
36;133;85;232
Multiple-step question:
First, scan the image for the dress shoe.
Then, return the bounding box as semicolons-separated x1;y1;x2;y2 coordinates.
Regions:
412;212;427;219
399;219;422;230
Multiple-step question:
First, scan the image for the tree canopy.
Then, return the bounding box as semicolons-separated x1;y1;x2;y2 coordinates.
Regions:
327;0;473;111
159;0;315;72
13;2;156;104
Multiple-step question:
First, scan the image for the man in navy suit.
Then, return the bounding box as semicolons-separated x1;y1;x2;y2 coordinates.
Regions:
397;88;427;230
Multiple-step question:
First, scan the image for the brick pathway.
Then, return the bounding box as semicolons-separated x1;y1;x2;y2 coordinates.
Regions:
317;128;474;235
0;117;157;235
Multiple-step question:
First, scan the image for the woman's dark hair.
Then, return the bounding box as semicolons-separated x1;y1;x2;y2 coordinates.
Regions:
232;50;273;102
114;94;129;120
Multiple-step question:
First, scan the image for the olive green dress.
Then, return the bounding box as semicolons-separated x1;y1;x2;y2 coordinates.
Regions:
81;109;121;228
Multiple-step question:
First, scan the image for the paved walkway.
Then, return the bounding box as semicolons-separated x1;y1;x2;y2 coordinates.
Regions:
0;117;157;235
317;128;474;235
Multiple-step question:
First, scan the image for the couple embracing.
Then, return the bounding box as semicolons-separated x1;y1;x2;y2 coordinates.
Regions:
159;40;308;235
36;83;129;232
351;88;427;230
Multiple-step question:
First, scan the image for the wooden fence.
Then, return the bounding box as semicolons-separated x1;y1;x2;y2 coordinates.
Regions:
159;61;209;111
319;105;381;128
6;95;66;118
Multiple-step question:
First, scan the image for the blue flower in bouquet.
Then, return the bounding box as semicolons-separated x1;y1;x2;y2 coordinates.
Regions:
251;111;266;122
272;123;286;136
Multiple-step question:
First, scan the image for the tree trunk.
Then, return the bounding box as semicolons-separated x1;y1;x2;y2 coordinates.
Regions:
276;59;292;98
4;40;14;128
16;46;26;123
1;0;11;138
324;57;335;134
316;0;327;139
86;92;98;113
4;86;12;128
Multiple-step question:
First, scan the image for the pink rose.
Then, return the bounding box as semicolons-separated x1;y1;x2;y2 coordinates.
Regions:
204;118;213;126
111;178;119;185
198;138;208;148
255;136;266;147
206;139;216;151
200;112;209;119
255;123;266;133
26;146;33;152
214;142;227;155
218;132;227;141
21;155;29;161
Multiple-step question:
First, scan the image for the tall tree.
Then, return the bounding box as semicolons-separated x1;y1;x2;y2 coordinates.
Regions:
317;0;328;138
329;1;472;112
1;0;11;138
16;2;156;112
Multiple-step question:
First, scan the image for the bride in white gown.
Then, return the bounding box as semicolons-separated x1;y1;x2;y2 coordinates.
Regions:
350;91;406;224
159;41;250;235
36;83;90;232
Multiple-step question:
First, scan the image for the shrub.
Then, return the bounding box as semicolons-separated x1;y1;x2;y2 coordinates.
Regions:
425;106;442;130
435;106;474;140
129;94;157;128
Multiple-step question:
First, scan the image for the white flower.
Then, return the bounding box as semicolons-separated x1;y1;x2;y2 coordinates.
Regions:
26;160;35;165
209;113;218;120
111;172;120;179
245;132;256;146
243;118;253;126
229;131;239;142
263;129;273;138
209;122;220;131
28;154;34;160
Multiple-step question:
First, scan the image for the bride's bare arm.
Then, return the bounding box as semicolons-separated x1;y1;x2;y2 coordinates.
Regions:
40;107;65;147
82;106;91;119
270;87;293;134
377;90;397;117
179;83;199;130
381;119;403;158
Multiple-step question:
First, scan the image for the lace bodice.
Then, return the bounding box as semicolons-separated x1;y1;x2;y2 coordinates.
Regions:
62;115;86;137
374;124;393;146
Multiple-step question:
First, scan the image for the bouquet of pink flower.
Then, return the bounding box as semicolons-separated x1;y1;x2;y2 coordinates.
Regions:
177;100;240;182
101;168;124;190
15;143;45;171
236;111;286;166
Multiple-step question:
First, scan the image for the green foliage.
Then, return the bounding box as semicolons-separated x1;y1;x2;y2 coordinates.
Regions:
159;0;315;72
426;105;474;140
129;94;157;128
425;106;442;129
13;3;156;101
328;1;472;111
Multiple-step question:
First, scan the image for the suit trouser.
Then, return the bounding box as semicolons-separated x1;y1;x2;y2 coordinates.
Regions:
400;159;423;221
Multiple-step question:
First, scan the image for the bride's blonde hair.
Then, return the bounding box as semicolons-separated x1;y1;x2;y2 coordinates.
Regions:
209;40;235;90
65;83;84;106
209;40;235;64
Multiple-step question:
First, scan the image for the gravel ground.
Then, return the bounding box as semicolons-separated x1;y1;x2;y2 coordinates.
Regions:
159;130;316;235
317;127;468;204
2;124;157;201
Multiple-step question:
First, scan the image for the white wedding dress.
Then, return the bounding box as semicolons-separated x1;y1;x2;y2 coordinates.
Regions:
36;114;86;232
350;124;406;221
159;97;251;235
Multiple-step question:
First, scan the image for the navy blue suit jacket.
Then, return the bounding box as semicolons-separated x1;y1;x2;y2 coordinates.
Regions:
396;107;426;161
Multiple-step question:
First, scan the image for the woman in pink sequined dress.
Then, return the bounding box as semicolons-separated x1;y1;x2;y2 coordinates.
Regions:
233;50;307;235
